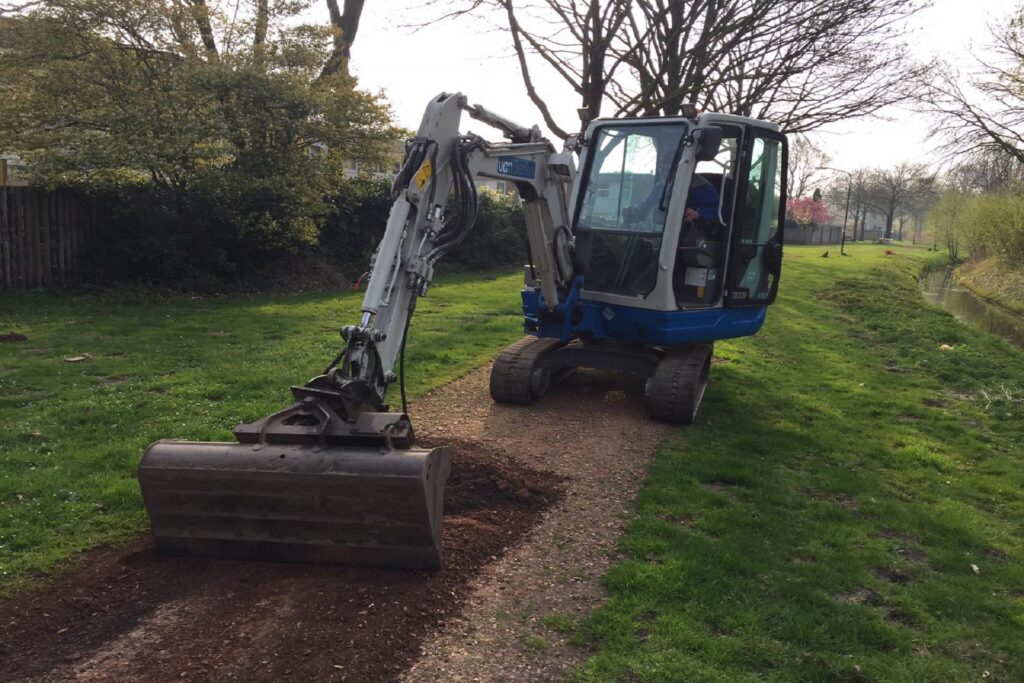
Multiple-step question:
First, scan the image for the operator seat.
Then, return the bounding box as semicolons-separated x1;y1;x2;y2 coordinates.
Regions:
674;173;729;307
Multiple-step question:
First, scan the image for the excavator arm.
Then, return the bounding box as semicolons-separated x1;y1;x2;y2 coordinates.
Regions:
137;93;576;570
315;92;576;420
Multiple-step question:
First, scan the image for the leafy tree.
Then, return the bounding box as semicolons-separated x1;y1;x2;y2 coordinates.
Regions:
0;0;398;275
928;191;964;261
928;183;1024;264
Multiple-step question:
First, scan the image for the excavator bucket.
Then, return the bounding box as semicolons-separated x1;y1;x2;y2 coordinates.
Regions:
138;396;451;570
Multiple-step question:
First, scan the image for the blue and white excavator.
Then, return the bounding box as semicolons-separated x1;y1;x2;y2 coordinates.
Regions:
138;93;788;570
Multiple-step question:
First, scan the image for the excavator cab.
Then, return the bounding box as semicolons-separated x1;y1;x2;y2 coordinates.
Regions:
492;114;788;423
571;116;786;312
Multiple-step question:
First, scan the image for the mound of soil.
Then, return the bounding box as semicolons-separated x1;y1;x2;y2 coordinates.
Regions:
0;444;561;682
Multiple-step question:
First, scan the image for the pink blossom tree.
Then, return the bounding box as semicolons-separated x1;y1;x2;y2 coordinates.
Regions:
787;196;832;229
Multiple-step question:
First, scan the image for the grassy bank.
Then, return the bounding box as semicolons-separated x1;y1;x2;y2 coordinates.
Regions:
572;244;1024;682
0;271;524;593
957;257;1024;317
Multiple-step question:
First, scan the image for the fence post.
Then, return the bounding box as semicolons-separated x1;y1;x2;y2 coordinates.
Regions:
31;188;42;287
15;188;25;288
55;192;65;286
0;187;8;288
40;190;51;287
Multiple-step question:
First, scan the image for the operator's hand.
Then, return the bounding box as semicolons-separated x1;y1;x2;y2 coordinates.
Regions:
684;207;699;222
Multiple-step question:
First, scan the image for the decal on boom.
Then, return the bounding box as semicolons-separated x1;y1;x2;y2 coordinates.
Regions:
497;156;536;180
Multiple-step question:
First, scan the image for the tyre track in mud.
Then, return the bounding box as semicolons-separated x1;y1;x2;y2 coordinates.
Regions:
0;364;666;682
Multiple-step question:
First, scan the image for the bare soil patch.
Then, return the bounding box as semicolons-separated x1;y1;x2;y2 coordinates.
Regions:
1;363;665;682
0;449;560;682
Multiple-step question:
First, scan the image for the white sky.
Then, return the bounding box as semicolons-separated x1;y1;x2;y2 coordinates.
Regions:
319;0;1021;174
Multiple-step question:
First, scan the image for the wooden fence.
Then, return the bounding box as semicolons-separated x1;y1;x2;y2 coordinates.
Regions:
783;223;846;246
0;187;101;290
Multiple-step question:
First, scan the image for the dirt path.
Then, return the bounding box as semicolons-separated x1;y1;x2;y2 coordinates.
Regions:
406;368;667;682
0;365;665;682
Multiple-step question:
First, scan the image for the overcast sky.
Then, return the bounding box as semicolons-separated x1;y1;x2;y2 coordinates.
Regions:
319;0;1020;173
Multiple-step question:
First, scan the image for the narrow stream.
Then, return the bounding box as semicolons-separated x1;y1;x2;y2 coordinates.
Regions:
920;268;1024;348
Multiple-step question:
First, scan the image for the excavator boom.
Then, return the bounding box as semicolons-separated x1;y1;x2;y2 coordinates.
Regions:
138;93;576;569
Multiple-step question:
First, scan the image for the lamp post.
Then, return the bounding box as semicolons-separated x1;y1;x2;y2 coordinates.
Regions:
819;166;852;256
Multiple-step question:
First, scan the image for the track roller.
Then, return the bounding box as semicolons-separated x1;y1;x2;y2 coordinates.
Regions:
490;336;564;404
645;343;713;425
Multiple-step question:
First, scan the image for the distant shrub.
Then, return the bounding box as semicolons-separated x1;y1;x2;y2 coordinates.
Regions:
928;185;1024;265
444;186;527;272
91;176;527;289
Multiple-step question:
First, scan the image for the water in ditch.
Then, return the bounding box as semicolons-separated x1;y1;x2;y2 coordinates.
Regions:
920;268;1024;349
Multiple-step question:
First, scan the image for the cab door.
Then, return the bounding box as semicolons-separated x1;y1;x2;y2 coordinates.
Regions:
724;129;788;306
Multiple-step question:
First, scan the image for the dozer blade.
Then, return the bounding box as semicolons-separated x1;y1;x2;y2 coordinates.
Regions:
139;434;451;570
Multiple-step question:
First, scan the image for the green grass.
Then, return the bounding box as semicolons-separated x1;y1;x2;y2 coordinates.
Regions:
0;270;525;592
5;246;1024;681
572;244;1024;682
540;613;577;634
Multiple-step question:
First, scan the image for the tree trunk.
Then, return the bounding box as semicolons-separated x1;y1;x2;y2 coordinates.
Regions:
321;0;365;79
189;0;219;60
884;212;894;239
254;0;269;65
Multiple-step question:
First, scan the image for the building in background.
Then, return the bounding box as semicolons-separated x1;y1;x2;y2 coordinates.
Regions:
0;155;29;187
859;209;887;242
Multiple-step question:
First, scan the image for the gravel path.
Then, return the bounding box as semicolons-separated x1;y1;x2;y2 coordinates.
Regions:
405;366;667;682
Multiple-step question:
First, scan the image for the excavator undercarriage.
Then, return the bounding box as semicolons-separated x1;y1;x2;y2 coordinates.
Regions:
490;337;713;425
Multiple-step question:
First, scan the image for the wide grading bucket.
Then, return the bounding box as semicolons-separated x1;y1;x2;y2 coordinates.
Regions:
138;401;451;570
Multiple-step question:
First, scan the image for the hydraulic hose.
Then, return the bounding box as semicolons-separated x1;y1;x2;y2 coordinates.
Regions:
398;290;418;414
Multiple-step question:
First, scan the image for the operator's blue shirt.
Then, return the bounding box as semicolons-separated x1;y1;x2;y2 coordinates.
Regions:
633;174;720;223
687;176;721;222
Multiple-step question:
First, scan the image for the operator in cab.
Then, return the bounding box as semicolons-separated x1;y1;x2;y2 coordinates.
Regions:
618;127;724;232
622;162;720;228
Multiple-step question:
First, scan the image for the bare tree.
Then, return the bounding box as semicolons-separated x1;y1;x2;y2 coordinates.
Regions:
924;5;1024;166
946;148;1024;194
788;134;832;200
321;0;365;78
824;168;884;240
432;0;927;136
440;0;632;138
897;189;937;242
864;162;936;240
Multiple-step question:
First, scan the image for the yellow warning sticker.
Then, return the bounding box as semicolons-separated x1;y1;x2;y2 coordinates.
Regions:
414;159;432;190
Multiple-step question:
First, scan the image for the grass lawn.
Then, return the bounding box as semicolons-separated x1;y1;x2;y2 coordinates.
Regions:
0;270;525;592
4;245;1024;681
571;244;1024;682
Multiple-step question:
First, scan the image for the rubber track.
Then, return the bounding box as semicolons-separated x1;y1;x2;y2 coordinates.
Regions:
489;336;564;405
646;344;712;425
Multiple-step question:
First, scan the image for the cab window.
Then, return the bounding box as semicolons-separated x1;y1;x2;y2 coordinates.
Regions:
574;124;687;297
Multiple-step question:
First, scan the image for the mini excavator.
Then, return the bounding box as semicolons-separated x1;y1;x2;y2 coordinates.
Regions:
138;93;788;570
